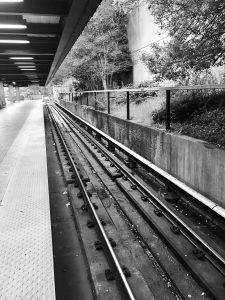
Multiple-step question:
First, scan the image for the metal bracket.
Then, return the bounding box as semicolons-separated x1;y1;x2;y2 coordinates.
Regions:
170;225;180;234
105;269;116;281
94;240;103;250
154;208;163;216
193;248;205;260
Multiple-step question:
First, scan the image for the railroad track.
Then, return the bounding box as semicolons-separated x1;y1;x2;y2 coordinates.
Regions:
47;104;225;300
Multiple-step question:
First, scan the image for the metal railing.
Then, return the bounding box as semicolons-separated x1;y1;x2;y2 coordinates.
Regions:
58;84;225;130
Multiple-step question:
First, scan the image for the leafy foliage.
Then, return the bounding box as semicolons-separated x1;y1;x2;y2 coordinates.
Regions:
153;90;225;123
143;0;225;80
152;90;225;147
112;0;140;13
179;109;225;147
53;0;132;90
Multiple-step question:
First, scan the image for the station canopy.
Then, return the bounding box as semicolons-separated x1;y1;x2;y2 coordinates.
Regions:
0;0;102;86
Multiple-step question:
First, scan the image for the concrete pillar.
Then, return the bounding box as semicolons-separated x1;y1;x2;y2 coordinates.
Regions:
0;81;5;108
15;86;20;101
8;84;15;103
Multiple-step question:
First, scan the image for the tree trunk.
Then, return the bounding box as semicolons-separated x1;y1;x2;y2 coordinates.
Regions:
102;76;107;90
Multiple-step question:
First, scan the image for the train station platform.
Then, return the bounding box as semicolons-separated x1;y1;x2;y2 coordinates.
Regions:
0;101;55;299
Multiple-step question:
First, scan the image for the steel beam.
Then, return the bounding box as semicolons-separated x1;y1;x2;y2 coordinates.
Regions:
0;44;57;55
0;81;5;106
15;86;20;101
8;84;15;103
0;24;61;36
0;35;58;44
0;1;69;16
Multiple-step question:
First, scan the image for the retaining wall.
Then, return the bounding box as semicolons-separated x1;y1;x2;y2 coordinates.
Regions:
60;100;225;208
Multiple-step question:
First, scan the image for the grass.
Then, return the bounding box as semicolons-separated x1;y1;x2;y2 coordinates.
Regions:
111;92;165;125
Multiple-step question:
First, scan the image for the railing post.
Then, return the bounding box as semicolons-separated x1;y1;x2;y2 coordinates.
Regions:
107;91;110;114
126;91;130;120
95;92;97;110
166;89;171;130
86;92;89;106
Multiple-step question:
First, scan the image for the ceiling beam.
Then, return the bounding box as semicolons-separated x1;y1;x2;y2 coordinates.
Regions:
4;77;47;80
4;82;46;87
0;24;61;36
0;35;59;44
5;79;46;82
4;79;48;82
1;68;50;75
1;75;48;79
0;44;57;55
0;0;69;16
0;55;54;60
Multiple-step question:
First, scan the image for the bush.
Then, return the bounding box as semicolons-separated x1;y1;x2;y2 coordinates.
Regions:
152;90;225;124
179;108;225;147
152;89;225;147
95;98;106;111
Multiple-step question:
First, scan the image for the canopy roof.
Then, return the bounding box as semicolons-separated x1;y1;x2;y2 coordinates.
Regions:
0;0;102;86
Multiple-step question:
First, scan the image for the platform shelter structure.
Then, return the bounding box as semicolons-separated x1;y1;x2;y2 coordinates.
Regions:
0;0;102;298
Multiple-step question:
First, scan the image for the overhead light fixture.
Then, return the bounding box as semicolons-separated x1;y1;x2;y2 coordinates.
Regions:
0;24;27;29
20;68;36;70
10;57;34;60
0;39;29;43
0;0;24;2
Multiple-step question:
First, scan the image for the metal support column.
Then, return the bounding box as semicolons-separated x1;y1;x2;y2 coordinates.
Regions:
107;92;110;114
15;86;20;101
0;81;5;108
126;91;130;120
95;92;97;110
86;93;89;106
8;84;15;103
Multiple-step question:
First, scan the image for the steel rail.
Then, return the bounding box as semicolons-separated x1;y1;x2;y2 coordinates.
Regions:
56;103;225;220
60;84;225;94
54;104;225;278
47;106;136;300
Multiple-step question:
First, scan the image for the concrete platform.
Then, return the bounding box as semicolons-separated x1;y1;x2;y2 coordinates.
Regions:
0;101;55;299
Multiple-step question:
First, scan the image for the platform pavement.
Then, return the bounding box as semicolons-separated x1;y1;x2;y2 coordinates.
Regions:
0;101;55;299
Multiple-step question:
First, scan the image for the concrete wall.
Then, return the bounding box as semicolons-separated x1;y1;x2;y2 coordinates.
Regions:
127;3;167;85
0;81;5;108
60;100;225;208
127;3;224;86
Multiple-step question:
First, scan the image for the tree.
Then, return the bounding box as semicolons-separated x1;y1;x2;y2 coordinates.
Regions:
53;0;132;90
142;0;225;80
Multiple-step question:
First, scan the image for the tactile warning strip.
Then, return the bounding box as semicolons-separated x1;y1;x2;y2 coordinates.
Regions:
0;101;55;299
